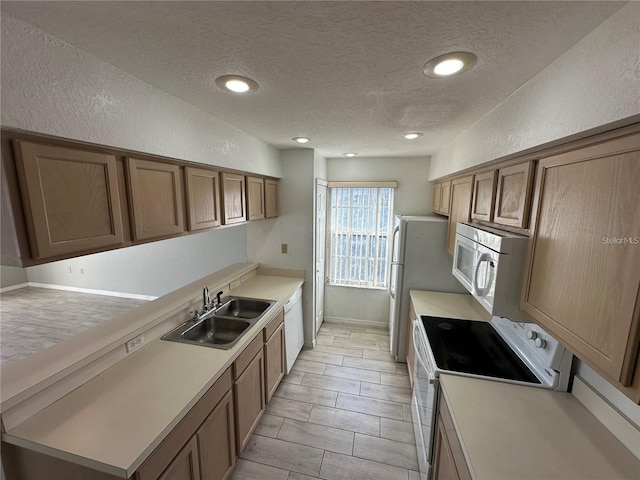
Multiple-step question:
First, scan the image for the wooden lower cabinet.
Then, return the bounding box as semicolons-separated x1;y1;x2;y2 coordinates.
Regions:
197;390;236;480
265;322;285;403
234;348;266;453
433;393;471;480
156;436;201;480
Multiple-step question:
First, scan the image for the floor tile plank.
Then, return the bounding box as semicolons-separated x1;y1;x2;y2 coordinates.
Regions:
292;359;328;374
301;372;361;394
298;350;344;366
266;397;313;422
380;418;416;445
342;356;397;373
319;451;409;480
308;405;380;436
360;382;412;404
353;433;419;470
336;393;404;420
275;383;338;407
323;364;381;384
278;418;354;455
255;414;285;438
241;435;324;477
230;458;290;480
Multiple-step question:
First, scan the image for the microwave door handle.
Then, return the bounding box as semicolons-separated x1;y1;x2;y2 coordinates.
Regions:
473;253;491;296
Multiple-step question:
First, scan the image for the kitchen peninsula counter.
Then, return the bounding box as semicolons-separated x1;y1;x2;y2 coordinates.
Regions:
440;374;640;479
1;271;303;478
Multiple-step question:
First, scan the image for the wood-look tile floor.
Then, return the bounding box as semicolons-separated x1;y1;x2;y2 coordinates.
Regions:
233;322;420;480
0;287;149;367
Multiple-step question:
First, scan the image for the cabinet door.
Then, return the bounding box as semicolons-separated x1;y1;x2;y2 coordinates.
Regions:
440;180;451;215
246;176;265;221
221;173;246;225
264;322;285;403
185;167;221;231
197;390;236;480
156;436;201;480
493;161;534;228
433;182;442;213
265;179;279;218
433;395;471;480
470;170;497;222
446;175;474;255
127;158;184;240
234;350;265;453
13;141;124;259
522;133;640;388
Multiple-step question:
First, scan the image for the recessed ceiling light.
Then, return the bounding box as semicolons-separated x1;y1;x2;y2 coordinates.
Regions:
344;153;358;157
423;52;477;78
293;137;311;144
215;75;259;93
403;132;424;140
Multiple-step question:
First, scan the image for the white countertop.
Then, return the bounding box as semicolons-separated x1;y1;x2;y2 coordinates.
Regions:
2;273;303;478
440;374;640;480
409;290;491;321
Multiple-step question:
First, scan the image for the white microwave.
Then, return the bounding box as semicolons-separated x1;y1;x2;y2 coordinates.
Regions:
452;222;529;321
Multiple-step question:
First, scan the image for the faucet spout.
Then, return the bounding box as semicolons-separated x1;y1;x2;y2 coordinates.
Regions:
203;286;211;312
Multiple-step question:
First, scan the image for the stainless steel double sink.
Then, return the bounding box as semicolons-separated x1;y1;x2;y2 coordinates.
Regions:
162;297;276;350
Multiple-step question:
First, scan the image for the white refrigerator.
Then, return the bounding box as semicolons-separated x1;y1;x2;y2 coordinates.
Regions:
389;215;467;361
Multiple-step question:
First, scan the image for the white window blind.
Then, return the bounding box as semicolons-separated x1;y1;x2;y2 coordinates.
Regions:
328;185;394;289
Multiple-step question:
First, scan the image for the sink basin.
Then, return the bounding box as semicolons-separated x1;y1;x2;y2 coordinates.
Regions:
181;316;251;345
215;298;275;320
161;296;276;350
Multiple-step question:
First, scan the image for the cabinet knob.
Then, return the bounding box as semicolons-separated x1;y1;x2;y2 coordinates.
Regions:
534;337;546;349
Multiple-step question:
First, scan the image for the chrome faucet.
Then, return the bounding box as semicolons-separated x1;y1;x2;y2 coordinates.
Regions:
203;286;211;312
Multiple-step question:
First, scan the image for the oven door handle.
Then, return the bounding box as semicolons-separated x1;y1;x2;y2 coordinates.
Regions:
413;320;435;385
473;252;494;297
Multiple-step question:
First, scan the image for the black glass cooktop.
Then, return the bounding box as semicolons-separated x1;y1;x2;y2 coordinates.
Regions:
421;316;540;384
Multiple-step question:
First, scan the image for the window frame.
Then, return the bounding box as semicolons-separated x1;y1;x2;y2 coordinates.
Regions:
326;182;395;290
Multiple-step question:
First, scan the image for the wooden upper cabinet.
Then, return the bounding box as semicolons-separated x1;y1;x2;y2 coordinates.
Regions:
493;161;534;228
522;132;640;397
470;170;497;222
185;167;221;231
433;182;442;213
265;179;279;218
127;158;185;241
12;141;124;259
246;176;265;221
440;180;451;215
446;175;474;255
432;180;452;216
221;173;246;225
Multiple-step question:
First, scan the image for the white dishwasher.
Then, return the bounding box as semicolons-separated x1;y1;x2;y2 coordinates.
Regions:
284;287;304;374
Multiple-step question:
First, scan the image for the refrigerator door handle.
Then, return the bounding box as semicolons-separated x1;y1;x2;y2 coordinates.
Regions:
390;224;401;264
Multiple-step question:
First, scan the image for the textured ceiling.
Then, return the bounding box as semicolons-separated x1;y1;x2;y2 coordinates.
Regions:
1;1;626;158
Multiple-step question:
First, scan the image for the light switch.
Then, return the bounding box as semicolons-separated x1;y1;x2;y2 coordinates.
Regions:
281;243;288;254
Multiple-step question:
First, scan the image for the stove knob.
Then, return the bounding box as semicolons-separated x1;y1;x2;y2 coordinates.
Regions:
535;337;547;349
526;330;537;340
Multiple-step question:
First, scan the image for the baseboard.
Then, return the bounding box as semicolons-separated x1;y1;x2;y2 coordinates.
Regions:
572;376;640;460
323;316;387;329
25;283;157;301
0;282;29;293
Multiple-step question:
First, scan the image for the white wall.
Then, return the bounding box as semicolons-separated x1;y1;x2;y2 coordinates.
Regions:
246;149;316;344
429;3;640;179
325;156;431;325
26;227;247;297
1;15;282;177
0;266;28;289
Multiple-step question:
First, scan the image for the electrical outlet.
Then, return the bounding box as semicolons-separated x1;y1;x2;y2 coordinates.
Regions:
281;243;288;254
126;334;145;353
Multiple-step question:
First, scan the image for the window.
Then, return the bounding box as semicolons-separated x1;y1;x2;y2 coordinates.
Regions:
328;183;395;289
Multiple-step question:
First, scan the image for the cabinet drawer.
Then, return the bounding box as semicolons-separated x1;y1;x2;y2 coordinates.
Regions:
263;308;284;341
234;334;264;380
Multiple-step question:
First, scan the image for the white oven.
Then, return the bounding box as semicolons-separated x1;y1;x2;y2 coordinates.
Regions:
410;312;572;480
452;222;529;321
